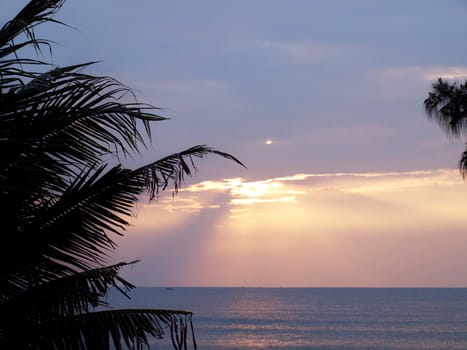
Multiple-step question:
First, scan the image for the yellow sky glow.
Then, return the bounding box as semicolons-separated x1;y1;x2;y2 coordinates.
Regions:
118;169;467;287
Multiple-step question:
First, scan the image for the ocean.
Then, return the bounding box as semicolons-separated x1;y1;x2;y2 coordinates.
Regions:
106;287;467;349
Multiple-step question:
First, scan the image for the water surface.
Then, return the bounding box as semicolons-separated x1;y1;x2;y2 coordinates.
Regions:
107;287;467;349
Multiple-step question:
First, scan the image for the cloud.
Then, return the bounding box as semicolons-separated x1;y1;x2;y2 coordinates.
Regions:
380;66;467;82
120;168;467;286
373;66;467;104
424;67;467;81
140;168;463;218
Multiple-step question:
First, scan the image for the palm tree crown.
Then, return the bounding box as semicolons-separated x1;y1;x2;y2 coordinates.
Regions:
425;78;467;176
0;1;243;349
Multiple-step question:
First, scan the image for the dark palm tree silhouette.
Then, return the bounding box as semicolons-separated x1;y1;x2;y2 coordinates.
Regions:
425;78;467;176
0;1;243;349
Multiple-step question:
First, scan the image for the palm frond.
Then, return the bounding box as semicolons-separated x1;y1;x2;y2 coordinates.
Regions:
0;63;165;175
0;65;169;284
1;260;198;350
138;144;246;200
84;309;196;350
424;78;467;138
0;0;65;56
0;308;196;350
1;146;243;291
459;146;467;179
0;165;141;294
424;78;467;177
0;261;136;324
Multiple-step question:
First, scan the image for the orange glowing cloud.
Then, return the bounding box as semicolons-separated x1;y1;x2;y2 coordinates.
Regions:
118;169;467;287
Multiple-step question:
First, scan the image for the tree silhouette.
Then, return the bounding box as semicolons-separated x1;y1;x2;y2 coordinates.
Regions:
425;78;467;176
0;1;243;349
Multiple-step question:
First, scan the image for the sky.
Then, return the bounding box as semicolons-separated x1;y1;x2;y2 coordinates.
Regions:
4;0;467;287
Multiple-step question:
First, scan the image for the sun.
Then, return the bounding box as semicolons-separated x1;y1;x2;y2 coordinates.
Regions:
265;139;273;145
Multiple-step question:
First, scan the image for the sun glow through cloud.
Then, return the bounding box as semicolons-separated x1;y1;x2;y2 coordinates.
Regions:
118;169;467;287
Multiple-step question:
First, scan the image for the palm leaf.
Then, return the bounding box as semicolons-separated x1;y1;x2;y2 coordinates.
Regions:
425;78;467;177
1;146;243;296
0;165;140;295
458;147;467;178
0;63;165;171
424;78;467;138
138;144;245;199
1;308;196;350
0;0;65;57
0;261;136;317
0;64;169;290
1;261;198;349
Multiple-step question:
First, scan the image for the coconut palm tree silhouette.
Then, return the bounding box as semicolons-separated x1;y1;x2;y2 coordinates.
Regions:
0;1;244;349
